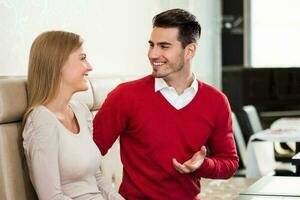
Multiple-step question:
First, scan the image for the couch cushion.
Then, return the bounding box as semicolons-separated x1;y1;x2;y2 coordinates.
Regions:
0;78;27;124
88;77;122;110
0;77;95;125
100;141;123;190
0;122;37;200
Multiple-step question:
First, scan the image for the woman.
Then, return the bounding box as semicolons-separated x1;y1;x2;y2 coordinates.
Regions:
23;31;124;200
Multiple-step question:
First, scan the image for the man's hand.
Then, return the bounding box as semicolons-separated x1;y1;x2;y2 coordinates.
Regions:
172;146;207;174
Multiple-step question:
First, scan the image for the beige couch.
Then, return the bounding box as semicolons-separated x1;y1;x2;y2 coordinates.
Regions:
0;76;135;200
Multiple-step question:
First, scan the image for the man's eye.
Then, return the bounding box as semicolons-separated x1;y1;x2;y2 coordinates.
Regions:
81;56;86;60
161;45;170;49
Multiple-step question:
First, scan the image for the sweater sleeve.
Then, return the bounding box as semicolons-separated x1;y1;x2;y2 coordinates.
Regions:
23;110;72;200
197;94;239;179
93;85;129;155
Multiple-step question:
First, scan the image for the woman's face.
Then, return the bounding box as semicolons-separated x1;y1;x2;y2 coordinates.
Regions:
60;46;92;93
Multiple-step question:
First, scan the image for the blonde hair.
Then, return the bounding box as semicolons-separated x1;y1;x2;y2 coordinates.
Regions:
23;31;83;123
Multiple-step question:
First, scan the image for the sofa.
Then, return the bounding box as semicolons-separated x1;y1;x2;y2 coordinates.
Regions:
0;75;136;200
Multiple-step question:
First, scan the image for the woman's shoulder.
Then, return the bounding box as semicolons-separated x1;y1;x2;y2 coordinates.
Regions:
23;106;59;137
23;106;59;145
27;106;56;125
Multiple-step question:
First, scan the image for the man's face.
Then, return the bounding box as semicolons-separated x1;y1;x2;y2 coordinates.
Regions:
148;27;185;79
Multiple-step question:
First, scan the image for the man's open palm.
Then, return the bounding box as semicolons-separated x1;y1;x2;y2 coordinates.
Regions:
172;146;207;174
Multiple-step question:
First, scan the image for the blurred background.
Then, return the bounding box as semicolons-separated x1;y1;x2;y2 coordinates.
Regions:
1;0;300;198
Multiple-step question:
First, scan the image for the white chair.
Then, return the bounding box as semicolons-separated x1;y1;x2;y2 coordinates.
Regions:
242;105;262;133
232;112;247;176
242;105;295;177
242;105;295;158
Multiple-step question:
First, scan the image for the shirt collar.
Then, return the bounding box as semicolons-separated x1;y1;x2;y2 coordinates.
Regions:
154;73;198;92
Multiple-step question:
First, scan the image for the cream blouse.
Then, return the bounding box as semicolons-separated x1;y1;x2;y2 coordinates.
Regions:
23;101;124;200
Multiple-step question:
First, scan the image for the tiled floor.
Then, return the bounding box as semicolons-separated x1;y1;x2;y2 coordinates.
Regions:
200;177;257;200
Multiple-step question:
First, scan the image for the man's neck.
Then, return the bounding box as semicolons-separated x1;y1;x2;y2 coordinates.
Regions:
164;72;194;95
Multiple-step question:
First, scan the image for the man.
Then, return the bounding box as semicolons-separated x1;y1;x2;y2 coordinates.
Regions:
93;8;238;200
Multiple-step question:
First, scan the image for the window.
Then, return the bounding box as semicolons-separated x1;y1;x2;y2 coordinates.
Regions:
250;0;300;67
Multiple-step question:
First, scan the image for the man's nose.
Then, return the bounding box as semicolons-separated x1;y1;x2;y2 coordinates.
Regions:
148;47;160;59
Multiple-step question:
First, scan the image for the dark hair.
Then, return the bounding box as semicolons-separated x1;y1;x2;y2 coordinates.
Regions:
152;8;201;48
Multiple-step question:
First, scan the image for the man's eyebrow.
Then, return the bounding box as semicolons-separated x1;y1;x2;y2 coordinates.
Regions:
148;41;172;46
79;53;86;57
158;42;172;46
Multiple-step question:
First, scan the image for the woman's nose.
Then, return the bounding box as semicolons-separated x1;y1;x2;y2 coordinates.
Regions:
86;61;93;71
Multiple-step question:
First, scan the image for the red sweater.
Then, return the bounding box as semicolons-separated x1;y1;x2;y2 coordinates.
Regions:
93;75;238;200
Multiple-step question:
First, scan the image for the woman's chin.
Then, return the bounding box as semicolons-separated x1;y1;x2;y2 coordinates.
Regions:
74;84;89;92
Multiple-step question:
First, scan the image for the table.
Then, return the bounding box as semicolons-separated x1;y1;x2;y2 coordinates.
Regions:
270;118;300;131
200;177;257;200
271;118;300;153
238;196;300;199
240;176;300;198
246;118;300;178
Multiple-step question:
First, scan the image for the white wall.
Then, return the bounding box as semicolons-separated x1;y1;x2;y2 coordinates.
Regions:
250;0;300;67
0;0;221;87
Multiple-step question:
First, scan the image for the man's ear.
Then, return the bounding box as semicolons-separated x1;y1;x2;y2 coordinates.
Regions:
184;43;197;60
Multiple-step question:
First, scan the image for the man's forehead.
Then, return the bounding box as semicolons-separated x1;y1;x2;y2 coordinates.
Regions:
152;26;179;34
150;27;179;42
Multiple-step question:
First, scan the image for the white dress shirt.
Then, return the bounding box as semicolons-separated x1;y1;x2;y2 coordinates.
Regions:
154;74;198;110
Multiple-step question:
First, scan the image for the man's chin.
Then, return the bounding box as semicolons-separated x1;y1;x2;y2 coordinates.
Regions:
152;71;166;78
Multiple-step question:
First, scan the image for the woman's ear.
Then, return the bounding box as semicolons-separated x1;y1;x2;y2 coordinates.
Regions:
184;43;197;60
